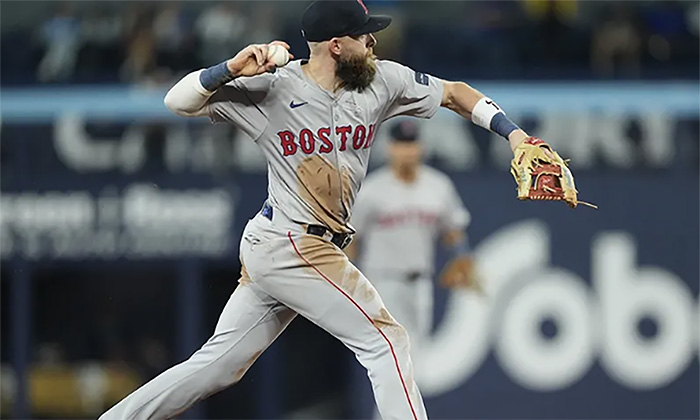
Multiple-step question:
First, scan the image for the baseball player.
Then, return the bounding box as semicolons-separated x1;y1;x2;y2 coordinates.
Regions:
99;1;557;419
346;119;477;361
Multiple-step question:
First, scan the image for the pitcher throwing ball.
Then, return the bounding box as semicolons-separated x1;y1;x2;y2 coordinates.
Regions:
100;0;579;419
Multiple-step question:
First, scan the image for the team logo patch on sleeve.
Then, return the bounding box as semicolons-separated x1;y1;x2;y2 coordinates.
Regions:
415;71;429;86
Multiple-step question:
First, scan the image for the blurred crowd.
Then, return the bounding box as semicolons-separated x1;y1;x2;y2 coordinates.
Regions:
2;1;283;86
1;0;698;86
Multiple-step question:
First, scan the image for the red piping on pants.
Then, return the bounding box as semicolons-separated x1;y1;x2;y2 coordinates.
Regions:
287;232;418;420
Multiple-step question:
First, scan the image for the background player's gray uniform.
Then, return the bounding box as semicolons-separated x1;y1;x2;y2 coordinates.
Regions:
351;166;470;357
101;59;443;420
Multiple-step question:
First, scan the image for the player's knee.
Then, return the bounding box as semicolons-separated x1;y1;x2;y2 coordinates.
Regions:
210;357;252;388
187;358;243;392
183;344;248;388
211;351;261;387
211;368;239;389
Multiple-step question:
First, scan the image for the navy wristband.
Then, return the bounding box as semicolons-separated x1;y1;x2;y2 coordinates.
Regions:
199;61;235;92
491;112;519;139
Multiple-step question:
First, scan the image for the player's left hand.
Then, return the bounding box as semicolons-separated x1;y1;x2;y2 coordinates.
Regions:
510;137;597;209
439;255;483;292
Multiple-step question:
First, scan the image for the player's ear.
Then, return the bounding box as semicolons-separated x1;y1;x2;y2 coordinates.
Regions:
328;38;342;57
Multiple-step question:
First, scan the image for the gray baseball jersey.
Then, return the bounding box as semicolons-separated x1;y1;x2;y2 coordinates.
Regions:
352;165;470;274
204;59;444;233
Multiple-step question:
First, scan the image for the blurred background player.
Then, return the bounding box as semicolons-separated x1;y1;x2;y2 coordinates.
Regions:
346;119;479;361
346;119;480;418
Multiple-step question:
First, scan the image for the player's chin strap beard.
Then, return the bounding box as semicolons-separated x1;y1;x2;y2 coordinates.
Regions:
335;53;377;92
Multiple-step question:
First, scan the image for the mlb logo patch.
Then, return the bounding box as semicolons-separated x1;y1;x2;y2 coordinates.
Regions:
415;71;429;86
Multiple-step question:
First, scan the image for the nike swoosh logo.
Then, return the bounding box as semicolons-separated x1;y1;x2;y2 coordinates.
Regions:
485;99;500;111
290;101;308;109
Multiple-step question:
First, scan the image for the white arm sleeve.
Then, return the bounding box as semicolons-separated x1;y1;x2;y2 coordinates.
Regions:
164;69;273;139
163;70;213;117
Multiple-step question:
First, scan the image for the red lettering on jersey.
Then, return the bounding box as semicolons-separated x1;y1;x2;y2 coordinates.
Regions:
377;210;438;227
299;128;315;155
317;127;333;153
352;125;366;150
363;124;375;149
418;211;438;225
336;125;351;151
278;130;297;156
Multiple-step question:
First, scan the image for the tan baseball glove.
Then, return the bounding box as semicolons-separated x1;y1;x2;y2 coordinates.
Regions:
510;137;597;209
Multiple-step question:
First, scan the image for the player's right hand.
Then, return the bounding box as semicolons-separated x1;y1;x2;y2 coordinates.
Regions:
226;41;293;78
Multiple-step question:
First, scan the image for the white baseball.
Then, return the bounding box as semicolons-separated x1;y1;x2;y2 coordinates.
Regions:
267;44;290;67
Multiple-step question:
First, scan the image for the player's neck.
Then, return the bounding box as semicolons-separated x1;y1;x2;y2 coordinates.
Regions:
303;56;343;93
392;165;419;184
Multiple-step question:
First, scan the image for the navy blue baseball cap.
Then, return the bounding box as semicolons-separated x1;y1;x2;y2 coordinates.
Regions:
301;0;392;42
390;120;420;142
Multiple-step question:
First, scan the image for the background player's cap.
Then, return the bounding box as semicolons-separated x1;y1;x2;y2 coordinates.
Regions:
301;0;392;42
390;120;420;143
